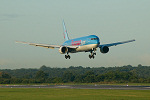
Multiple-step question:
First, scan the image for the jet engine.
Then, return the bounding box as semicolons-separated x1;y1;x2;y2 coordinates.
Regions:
100;46;109;53
59;46;68;54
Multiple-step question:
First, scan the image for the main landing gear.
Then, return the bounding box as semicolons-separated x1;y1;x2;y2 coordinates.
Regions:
89;51;96;59
65;53;71;59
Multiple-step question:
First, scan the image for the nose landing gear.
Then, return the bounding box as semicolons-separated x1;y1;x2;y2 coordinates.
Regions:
65;53;71;59
89;51;96;59
65;55;70;59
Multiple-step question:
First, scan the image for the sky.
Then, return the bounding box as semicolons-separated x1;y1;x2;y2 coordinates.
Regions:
0;0;150;69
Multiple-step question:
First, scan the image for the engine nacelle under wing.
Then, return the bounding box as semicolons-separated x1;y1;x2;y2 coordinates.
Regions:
59;46;68;54
100;46;109;53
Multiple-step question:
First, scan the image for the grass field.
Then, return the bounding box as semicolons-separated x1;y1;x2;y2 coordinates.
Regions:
1;83;150;86
0;88;150;100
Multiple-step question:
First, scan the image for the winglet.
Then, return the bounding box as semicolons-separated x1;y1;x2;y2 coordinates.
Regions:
63;20;69;41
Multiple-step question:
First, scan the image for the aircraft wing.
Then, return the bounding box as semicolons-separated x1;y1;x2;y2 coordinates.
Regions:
16;41;78;49
99;39;135;47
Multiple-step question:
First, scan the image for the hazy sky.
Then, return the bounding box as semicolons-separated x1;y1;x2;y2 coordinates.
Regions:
0;0;150;69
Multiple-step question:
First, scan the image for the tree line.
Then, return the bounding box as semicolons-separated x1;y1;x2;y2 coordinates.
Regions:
0;64;150;84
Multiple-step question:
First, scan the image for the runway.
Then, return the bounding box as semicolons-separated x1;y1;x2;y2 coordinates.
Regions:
0;85;150;90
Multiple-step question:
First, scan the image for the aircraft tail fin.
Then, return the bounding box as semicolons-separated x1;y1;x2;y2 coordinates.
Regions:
63;20;69;41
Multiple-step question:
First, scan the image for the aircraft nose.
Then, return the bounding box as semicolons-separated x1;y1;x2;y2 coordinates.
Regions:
97;38;100;44
96;38;100;46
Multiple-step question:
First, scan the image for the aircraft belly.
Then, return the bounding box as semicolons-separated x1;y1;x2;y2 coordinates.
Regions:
76;44;97;52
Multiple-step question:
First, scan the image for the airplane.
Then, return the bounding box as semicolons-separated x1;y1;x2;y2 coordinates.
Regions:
16;21;135;59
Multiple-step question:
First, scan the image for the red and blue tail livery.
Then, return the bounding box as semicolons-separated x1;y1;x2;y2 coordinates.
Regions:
16;21;135;59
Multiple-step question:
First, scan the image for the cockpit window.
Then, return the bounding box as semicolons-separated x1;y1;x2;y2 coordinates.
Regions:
91;38;97;40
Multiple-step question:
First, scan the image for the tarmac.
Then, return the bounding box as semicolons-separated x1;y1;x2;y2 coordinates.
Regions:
1;85;150;90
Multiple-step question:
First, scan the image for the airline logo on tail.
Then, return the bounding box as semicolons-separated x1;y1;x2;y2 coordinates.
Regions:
63;20;69;41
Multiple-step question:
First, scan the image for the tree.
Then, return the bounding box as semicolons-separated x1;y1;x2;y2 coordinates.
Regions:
0;72;11;79
83;71;96;83
35;70;48;79
40;65;49;71
62;72;75;83
35;70;48;83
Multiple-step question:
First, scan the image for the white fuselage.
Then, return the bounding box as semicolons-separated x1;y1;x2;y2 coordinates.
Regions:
76;44;98;52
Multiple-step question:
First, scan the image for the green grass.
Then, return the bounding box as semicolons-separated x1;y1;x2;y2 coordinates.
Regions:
1;82;150;86
0;88;150;100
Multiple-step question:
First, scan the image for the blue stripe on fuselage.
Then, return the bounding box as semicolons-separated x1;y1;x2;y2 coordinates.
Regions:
62;35;100;47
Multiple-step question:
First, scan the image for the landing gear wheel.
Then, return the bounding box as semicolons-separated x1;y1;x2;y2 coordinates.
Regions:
65;55;71;59
89;55;95;59
89;55;92;59
65;55;67;59
92;55;95;59
68;55;71;59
